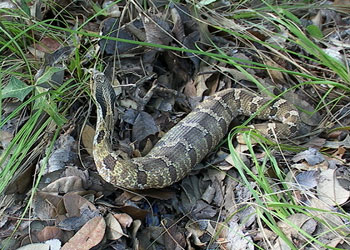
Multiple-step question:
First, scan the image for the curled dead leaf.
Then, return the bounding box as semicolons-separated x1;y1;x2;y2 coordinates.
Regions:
42;176;84;193
61;216;106;250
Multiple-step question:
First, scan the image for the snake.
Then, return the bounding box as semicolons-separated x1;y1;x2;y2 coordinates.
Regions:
91;71;300;189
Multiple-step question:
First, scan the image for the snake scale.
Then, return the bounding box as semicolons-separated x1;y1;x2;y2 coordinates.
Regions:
91;71;300;189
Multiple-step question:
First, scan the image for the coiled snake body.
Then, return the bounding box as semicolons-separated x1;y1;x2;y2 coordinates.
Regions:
92;72;300;189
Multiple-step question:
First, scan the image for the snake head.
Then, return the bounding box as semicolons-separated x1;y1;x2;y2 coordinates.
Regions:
88;69;117;120
87;69;105;84
87;69;107;99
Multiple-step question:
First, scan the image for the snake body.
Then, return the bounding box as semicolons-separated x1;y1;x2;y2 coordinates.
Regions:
92;72;300;189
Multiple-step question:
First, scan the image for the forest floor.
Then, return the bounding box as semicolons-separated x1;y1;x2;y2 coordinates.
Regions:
1;1;350;249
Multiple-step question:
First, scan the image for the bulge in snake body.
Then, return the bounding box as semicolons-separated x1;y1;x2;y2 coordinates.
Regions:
92;74;300;189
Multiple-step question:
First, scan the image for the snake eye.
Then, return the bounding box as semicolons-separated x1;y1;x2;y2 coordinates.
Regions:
94;74;105;84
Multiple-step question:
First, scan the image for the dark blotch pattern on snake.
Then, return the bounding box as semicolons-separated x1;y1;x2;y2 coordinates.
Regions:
91;71;300;189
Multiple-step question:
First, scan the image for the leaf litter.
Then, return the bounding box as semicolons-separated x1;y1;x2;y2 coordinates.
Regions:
1;1;350;249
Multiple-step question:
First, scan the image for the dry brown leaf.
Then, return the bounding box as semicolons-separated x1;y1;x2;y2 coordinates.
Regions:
253;228;276;241
290;162;328;171
143;14;172;46
224;153;237;171
61;216;106;250
201;185;215;203
141;138;153;155
277;214;317;250
162;219;186;250
46;135;77;174
309;198;350;235
36;226;64;242
81;125;95;156
265;59;285;83
28;47;45;59
332;146;346;159
35;37;61;53
118;205;149;220
195;75;208;97
29;37;61;60
301;137;327;149
42;176;84;193
311;11;323;28
226;143;250;166
278;213;317;242
184;79;197;97
121;190;144;202
206;73;220;96
317;169;350;206
114;213;133;228
106;213;128;240
64;167;89;186
34;192;65;220
292;148;325;164
223;177;238;215
170;6;185;42
5;163;36;194
193;66;219;97
131;220;141;249
0;129;13;150
63;193;97;217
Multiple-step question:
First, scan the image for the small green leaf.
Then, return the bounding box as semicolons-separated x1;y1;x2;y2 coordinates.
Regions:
34;90;67;127
2;76;33;101
36;67;64;85
44;103;67;126
306;25;323;39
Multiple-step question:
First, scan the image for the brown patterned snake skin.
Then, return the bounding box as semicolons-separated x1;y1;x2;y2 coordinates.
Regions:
91;71;300;189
